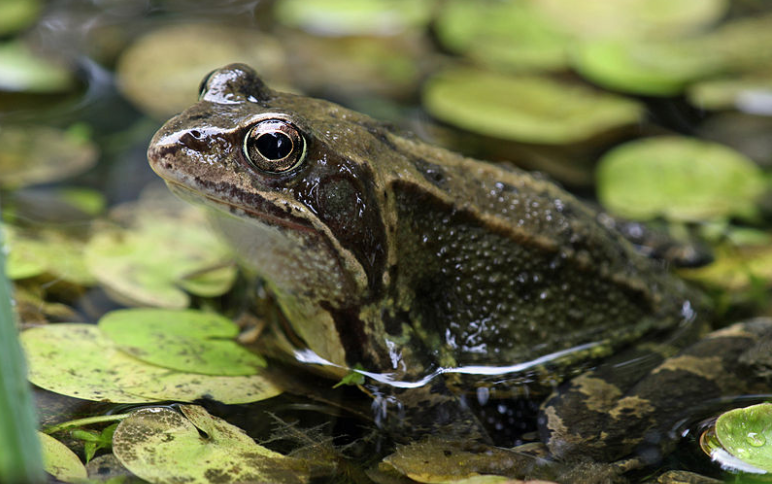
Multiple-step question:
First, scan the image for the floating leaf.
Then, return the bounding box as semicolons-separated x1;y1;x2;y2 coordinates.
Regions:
99;308;265;376
680;245;772;293
39;432;88;483
22;324;282;404
4;226;94;284
423;67;642;144
533;0;727;40
688;77;772;112
113;405;309;484
0;40;76;93
715;403;772;472
596;136;766;222
431;0;569;72
570;39;720;96
274;0;432;36
85;202;237;309
116;24;290;119
0;0;42;36
0;124;98;189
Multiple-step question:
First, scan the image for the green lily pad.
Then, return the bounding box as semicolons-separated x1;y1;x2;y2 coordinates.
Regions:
596;136;766;222
715;403;772;472
688;77;772;112
21;323;282;404
113;405;309;484
533;0;727;40
679;244;772;293
99;308;265;376
4;226;95;284
709;13;772;74
0;0;42;36
434;0;569;72
422;67;642;144
0;40;76;93
570;39;720;96
0;124;98;189
274;0;432;36
116;24;291;120
85;202;237;309
39;432;88;483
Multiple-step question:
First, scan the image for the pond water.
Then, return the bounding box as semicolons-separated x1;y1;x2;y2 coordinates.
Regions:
4;0;772;483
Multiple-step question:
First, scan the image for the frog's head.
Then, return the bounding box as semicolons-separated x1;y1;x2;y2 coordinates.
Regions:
148;64;393;317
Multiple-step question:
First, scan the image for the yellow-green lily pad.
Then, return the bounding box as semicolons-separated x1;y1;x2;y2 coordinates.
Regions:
596;136;766;222
0;40;76;93
432;0;569;72
0;124;98;189
274;0;432;36
422;67;642;144
688;77;772;112
113;405;309;484
21;324;282;404
570;39;720;96
533;0;727;40
85;202;237;309
0;0;42;36
4;226;94;284
98;308;265;376
715;403;772;472
679;244;772;293
39;432;88;483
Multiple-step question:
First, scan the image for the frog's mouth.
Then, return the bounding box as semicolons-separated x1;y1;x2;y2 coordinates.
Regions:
163;179;316;234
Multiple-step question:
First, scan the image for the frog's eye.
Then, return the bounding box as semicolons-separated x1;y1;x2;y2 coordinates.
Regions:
198;70;216;100
243;119;307;174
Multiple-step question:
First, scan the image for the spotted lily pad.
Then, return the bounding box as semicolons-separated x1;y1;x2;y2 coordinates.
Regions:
98;308;265;376
422;67;642;144
21;324;282;404
39;432;87;483
596;136;766;222
533;0;727;40
113;405;309;484
274;0;432;36
715;403;772;472
432;0;569;72
0;124;98;189
4;226;94;284
85;201;237;309
0;40;76;93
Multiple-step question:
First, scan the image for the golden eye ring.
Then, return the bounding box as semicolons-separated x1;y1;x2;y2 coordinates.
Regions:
243;119;306;174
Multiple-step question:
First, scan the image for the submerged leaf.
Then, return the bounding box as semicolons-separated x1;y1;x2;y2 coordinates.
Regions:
99;308;265;376
21;323;282;404
39;432;88;483
715;403;772;472
423;67;642;144
596;136;766;222
113;405;309;484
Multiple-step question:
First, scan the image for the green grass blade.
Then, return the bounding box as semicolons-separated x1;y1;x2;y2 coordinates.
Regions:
0;220;45;483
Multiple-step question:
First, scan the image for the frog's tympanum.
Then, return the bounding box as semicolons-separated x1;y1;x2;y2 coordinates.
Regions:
148;64;772;479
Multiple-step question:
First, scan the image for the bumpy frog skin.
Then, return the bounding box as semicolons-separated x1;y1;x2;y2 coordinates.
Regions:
148;64;772;475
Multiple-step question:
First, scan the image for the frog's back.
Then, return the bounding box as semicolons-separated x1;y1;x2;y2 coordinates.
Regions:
380;133;707;369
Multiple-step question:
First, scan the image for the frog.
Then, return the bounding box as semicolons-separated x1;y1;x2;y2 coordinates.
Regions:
147;63;772;481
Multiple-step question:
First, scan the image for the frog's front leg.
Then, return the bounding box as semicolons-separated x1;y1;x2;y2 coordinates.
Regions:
540;319;772;466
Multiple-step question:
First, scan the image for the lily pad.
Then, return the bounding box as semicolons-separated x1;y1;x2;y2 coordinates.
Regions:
0;124;98;189
113;405;309;484
688;77;772;112
274;0;432;36
679;244;772;293
116;24;290;119
570;39;720;96
715;403;772;472
0;40;76;93
21;323;282;404
85;201;237;309
596;136;766;222
422;67;642;144
4;226;94;285
533;0;727;40
430;0;569;72
39;432;88;483
98;308;265;376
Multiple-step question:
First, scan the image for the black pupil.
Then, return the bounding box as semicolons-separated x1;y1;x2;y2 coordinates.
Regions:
256;132;292;160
